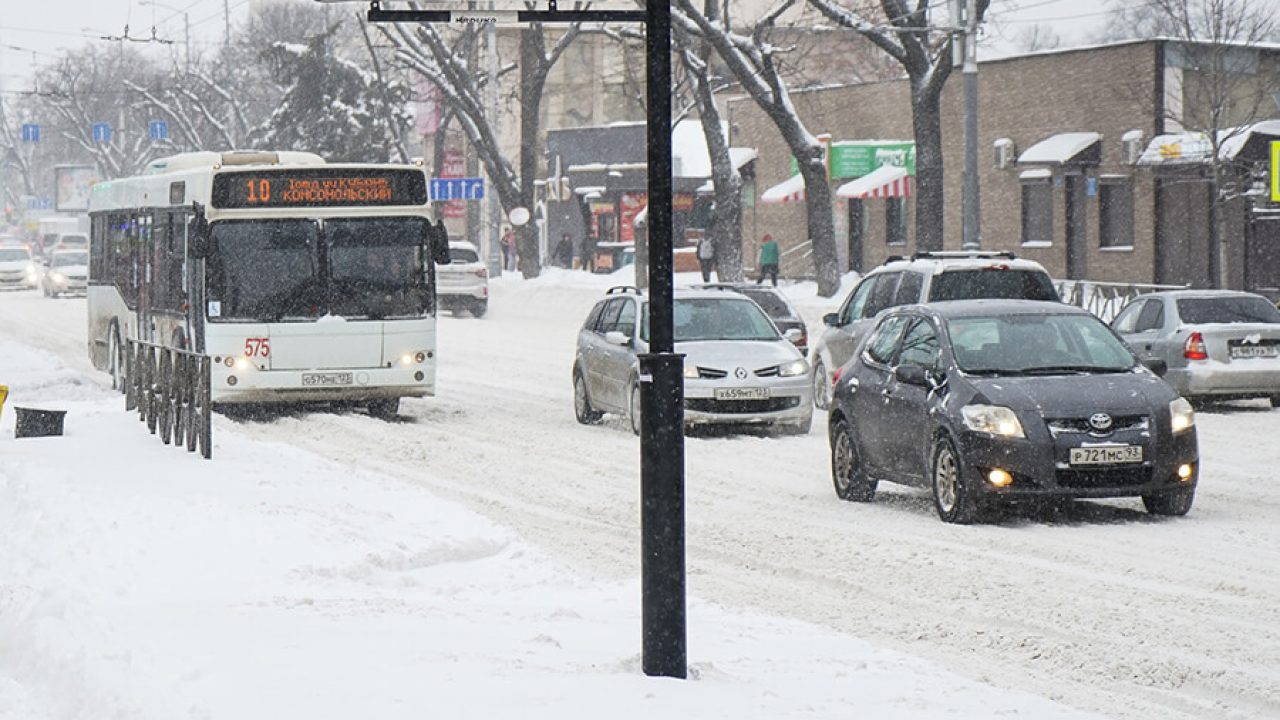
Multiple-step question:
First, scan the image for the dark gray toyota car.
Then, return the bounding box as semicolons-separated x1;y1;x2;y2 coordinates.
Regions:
827;300;1199;523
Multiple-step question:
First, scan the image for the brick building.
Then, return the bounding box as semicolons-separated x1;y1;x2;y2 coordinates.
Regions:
731;39;1280;294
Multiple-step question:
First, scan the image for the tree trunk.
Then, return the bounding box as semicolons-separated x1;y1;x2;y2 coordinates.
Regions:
800;159;840;296
517;28;546;278
691;69;744;282
912;87;945;252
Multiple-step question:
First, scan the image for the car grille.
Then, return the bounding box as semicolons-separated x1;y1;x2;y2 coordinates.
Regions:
1046;415;1149;437
1056;466;1152;489
754;365;780;378
685;396;801;414
690;367;728;379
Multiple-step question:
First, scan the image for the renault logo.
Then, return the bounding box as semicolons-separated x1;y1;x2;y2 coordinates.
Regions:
735;367;748;379
1088;413;1114;432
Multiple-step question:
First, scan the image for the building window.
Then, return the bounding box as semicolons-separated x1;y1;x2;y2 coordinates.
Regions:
885;197;907;246
1021;180;1053;245
1099;178;1134;248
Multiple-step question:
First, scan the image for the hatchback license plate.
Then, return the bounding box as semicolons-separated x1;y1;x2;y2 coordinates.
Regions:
302;372;353;387
1229;345;1278;359
714;387;770;401
1069;445;1142;465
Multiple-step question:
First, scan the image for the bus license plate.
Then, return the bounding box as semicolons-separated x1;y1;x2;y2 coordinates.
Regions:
714;387;770;401
302;372;353;387
1069;445;1142;466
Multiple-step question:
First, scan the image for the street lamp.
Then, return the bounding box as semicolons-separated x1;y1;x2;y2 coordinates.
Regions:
139;0;191;72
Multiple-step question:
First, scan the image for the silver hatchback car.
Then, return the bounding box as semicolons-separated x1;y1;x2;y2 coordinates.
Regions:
573;286;814;434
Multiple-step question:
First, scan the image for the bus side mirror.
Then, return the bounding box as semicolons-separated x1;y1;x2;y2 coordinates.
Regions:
427;219;451;265
189;202;211;259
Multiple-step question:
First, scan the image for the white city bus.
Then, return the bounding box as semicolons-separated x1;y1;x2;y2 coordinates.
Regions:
87;150;450;418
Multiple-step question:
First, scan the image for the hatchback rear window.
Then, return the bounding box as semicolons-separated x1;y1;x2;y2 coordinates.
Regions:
1176;297;1280;324
450;247;479;263
738;289;793;319
928;269;1059;303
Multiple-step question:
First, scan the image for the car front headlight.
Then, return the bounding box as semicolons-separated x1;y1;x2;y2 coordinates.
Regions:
961;404;1025;438
51;272;66;282
778;358;808;377
1169;397;1195;434
683;365;701;379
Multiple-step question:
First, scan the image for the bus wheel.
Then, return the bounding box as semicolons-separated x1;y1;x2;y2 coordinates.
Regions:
368;398;400;420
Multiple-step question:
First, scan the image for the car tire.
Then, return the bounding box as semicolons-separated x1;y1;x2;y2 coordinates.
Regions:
573;371;603;425
628;381;642;436
812;359;831;410
470;299;488;318
931;435;982;524
830;418;876;502
367;398;400;420
1142;487;1195;516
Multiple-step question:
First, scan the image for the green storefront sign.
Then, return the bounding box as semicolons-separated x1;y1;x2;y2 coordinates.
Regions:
790;140;916;179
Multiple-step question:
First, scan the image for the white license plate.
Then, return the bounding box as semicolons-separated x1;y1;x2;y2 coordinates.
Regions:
1069;445;1143;465
1229;345;1278;359
302;372;353;387
713;387;770;401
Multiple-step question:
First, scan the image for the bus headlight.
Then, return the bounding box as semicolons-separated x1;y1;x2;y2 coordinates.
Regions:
233;356;254;372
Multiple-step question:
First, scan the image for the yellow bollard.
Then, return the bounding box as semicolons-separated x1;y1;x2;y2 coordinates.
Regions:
0;385;7;420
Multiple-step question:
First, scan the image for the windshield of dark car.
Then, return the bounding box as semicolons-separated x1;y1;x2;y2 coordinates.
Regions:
51;252;88;267
208;217;429;322
928;269;1060;303
949;313;1135;374
0;248;30;262
1176;296;1280;324
738;288;793;319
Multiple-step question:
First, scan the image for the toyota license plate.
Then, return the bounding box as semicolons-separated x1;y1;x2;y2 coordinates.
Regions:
714;387;770;401
1069;445;1142;465
302;372;353;387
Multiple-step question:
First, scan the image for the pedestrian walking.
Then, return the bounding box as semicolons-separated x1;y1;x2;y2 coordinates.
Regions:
757;233;779;287
581;234;598;273
500;227;517;271
696;235;716;282
555;232;574;268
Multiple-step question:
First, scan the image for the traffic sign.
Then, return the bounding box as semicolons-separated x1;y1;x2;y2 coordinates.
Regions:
20;123;40;143
149;120;169;141
430;177;485;201
91;122;112;143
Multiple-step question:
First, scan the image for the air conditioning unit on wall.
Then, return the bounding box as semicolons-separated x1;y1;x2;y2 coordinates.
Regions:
993;138;1016;169
1122;129;1144;165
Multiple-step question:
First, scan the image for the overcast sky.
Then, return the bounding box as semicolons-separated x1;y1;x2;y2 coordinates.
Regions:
0;0;1274;92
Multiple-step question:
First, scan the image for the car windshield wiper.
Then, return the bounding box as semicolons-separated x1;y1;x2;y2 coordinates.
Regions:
1019;365;1127;375
960;367;1022;376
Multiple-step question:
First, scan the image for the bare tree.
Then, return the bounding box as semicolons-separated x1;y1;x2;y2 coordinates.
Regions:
807;0;991;253
675;0;842;297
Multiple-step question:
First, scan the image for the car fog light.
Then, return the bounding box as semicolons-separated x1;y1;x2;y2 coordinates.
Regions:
227;375;238;386
987;468;1014;487
1177;463;1194;481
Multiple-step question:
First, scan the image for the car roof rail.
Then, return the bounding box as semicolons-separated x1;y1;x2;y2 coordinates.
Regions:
606;285;642;296
911;250;1018;261
885;255;907;264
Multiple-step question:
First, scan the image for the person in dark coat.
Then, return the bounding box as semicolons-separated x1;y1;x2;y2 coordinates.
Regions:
555;232;574;268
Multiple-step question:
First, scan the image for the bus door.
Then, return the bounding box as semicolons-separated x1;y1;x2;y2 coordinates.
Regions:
134;213;154;343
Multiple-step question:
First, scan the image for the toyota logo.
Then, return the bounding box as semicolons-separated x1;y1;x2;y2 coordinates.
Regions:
1088;413;1113;432
735;367;748;379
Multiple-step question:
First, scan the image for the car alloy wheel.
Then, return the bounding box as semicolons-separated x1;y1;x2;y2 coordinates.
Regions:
932;436;979;524
573;372;602;424
812;359;830;410
830;419;875;501
629;383;642;436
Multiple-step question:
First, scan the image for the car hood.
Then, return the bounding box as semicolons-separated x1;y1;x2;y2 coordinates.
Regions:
966;369;1176;416
675;339;802;370
49;264;88;274
0;260;32;271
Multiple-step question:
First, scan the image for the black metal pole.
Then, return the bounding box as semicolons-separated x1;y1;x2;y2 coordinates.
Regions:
640;0;686;679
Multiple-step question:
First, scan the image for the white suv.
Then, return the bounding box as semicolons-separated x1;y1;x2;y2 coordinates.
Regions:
810;251;1059;408
436;240;489;317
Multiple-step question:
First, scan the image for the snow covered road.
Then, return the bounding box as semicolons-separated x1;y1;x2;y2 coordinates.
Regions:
3;271;1279;718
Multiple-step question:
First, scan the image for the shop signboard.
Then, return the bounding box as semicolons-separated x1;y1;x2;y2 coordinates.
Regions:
789;140;915;179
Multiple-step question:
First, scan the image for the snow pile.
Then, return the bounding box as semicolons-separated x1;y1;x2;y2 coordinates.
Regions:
0;323;1101;718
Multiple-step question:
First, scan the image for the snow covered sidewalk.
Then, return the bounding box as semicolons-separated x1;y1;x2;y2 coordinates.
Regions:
0;333;1101;719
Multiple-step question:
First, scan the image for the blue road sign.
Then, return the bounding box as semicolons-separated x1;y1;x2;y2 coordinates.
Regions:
26;197;54;210
430;177;485;201
91;122;112;143
20;123;40;143
148;120;169;141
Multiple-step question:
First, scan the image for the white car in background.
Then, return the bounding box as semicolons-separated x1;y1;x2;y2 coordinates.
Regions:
41;249;89;297
437;240;489;317
0;245;39;290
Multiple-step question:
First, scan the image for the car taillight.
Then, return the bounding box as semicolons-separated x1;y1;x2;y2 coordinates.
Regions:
1184;332;1208;360
474;267;488;278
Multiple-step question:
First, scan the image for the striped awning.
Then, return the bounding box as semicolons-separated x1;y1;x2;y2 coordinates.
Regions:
835;164;912;199
761;173;806;204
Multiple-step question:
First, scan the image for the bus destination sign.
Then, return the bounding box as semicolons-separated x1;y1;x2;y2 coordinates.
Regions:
211;168;429;209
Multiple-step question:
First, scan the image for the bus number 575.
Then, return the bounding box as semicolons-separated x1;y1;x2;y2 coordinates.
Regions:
244;337;270;357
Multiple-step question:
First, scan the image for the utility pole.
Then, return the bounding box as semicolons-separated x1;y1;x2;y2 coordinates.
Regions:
224;0;232;48
484;7;501;276
954;0;981;250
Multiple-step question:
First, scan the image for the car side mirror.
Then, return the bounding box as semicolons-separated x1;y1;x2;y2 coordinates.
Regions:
604;330;632;347
1142;357;1168;377
784;327;803;343
823;312;841;327
894;364;929;387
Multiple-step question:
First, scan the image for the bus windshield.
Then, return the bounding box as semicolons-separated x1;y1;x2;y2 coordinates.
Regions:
208;217;429;322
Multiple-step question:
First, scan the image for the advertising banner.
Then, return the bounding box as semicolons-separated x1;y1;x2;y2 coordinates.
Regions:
54;165;96;212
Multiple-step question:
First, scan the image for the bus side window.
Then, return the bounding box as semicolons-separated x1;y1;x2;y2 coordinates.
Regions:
90;214;106;281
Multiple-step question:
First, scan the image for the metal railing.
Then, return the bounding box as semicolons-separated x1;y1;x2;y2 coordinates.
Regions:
1056;279;1188;322
778;239;814;280
123;338;213;459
